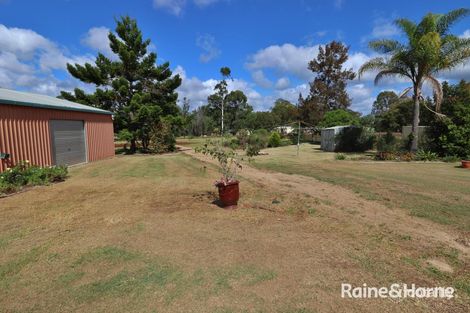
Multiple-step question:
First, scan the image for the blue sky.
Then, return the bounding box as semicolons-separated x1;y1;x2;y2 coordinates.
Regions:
1;0;470;113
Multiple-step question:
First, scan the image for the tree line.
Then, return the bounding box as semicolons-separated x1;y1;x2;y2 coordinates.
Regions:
60;9;470;157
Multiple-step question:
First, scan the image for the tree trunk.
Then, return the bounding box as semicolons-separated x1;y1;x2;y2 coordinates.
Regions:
411;85;421;152
221;100;224;136
130;139;137;153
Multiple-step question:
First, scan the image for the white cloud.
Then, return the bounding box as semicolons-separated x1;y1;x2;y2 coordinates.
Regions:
153;0;186;16
174;65;264;110
81;27;115;58
153;0;220;15
275;77;290;90
0;24;93;96
371;18;399;38
461;29;470;39
193;0;219;6
196;34;220;63
347;83;374;114
251;70;273;89
247;42;376;87
246;43;319;80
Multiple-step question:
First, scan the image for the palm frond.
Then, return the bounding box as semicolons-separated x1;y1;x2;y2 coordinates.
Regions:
424;75;443;112
436;8;470;35
358;57;388;79
374;70;405;85
368;40;404;54
399;87;413;98
443;46;470;70
394;18;417;39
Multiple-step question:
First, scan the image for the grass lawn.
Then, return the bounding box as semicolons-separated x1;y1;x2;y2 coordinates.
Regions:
249;143;470;232
0;150;469;312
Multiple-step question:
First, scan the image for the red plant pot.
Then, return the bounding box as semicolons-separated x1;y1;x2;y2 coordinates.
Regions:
217;181;240;209
462;160;470;168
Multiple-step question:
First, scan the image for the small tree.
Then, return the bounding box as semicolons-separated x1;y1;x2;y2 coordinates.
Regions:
195;141;242;184
372;91;399;116
208;67;232;135
319;109;360;128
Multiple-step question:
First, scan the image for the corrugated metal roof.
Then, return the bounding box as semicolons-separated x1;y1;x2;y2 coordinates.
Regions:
0;88;112;115
321;125;352;130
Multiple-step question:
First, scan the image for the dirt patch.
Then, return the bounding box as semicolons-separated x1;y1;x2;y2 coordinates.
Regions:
427;259;454;273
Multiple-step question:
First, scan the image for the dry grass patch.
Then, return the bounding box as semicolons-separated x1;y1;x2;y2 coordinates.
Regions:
0;152;469;312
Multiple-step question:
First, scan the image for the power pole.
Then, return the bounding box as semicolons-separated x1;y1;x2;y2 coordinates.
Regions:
221;99;224;136
297;92;303;157
297;120;301;157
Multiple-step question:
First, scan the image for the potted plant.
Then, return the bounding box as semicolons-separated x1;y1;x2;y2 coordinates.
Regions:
462;155;470;169
195;141;242;209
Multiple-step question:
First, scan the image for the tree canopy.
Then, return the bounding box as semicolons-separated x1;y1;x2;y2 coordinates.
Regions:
300;41;356;125
61;16;181;152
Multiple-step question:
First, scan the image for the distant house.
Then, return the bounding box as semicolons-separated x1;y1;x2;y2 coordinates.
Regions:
402;126;429;140
0;88;115;172
320;125;351;152
275;125;295;135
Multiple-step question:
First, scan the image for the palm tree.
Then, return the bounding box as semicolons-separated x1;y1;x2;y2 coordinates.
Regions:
359;8;470;151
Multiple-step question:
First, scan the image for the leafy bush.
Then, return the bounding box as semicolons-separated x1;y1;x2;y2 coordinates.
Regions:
335;127;375;152
246;129;269;156
117;129;133;142
229;138;239;150
442;155;461;163
149;120;176;153
268;131;281;147
414;150;439;162
280;138;293;146
236;129;250;149
376;132;399;152
319;109;360;128
0;161;68;195
335;153;346;160
427;81;470;158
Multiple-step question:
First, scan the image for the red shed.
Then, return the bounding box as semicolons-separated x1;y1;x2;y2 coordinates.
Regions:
0;88;114;172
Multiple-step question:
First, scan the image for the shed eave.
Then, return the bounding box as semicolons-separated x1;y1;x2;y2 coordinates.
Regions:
0;100;113;115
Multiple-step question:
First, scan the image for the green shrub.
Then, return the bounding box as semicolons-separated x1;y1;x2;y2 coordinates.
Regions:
414;150;439;162
246;129;269;156
236;129;250;149
280;138;293;146
0;161;68;195
319;109;360;128
117;129;133;143
268;131;281;147
377;132;399;152
335;153;346;160
442;155;461;163
229;138;239;150
335;127;375;152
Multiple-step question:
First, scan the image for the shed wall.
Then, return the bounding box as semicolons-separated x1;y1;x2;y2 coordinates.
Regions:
0;104;114;172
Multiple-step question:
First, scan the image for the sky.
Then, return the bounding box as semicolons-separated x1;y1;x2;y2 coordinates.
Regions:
1;0;470;114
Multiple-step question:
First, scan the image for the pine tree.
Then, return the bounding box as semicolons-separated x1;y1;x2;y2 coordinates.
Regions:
61;16;181;152
301;41;356;125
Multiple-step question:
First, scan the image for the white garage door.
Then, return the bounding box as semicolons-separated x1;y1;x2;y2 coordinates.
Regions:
50;120;86;166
